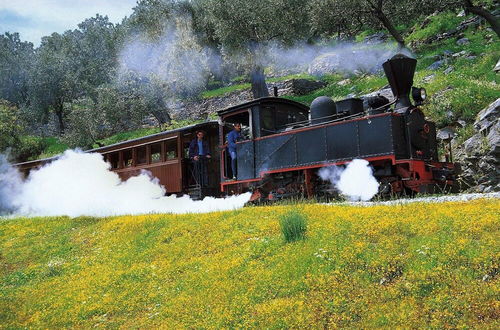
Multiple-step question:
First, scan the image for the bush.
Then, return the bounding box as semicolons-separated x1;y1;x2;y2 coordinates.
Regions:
14;136;47;161
279;210;307;243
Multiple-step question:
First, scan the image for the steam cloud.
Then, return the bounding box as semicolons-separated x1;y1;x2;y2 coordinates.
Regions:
0;151;250;217
319;159;379;201
118;18;216;96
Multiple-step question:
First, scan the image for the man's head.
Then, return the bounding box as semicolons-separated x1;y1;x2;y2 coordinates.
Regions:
234;123;241;132
196;131;205;140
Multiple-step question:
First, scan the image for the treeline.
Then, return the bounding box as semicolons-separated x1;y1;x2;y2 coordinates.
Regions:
0;0;498;161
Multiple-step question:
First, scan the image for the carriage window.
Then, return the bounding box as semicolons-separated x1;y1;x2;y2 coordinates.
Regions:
123;149;133;167
136;146;147;165
166;139;177;160
108;153;119;169
151;143;162;163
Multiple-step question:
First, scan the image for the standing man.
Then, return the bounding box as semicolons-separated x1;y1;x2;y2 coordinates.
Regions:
189;131;211;186
226;123;241;180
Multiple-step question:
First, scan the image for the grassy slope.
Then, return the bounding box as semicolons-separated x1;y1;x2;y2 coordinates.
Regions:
1;199;498;328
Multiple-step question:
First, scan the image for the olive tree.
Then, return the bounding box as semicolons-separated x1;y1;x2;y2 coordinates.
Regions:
309;0;418;49
0;33;34;107
195;0;311;98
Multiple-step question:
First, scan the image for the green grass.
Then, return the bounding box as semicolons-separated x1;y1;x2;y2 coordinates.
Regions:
37;137;69;159
201;73;319;99
279;209;307;242
96;127;162;147
94;119;203;148
0;199;498;328
407;12;464;43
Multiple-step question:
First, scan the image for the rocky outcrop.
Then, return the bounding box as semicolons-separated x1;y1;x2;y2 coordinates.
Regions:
307;49;389;77
455;98;500;192
170;78;327;120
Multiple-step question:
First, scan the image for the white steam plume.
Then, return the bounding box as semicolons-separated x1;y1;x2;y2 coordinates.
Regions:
0;154;24;215
118;17;216;96
0;151;250;218
266;41;415;76
318;159;379;201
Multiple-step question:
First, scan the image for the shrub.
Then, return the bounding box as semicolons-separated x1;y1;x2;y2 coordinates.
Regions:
279;210;307;243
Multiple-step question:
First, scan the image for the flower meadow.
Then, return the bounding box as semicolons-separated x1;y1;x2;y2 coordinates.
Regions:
1;199;499;328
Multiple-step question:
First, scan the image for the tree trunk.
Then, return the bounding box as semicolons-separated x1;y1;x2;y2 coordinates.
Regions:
250;65;270;99
54;102;65;135
152;110;171;127
373;9;406;50
463;0;500;38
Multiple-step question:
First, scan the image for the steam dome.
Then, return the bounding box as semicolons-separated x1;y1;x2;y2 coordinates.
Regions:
310;96;336;124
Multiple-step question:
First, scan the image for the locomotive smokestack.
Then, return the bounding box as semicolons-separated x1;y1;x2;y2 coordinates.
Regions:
382;54;417;111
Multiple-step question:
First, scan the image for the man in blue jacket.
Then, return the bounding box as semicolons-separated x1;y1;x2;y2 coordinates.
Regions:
189;131;211;186
226;123;241;180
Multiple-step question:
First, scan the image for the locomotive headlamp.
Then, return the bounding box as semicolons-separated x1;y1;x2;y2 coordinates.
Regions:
412;87;427;105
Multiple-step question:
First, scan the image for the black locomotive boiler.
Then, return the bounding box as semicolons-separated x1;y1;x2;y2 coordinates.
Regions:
218;54;459;201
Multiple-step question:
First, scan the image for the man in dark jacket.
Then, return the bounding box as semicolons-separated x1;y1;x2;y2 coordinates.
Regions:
189;131;211;186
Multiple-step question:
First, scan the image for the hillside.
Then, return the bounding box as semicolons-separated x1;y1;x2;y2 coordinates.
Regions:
25;10;499;162
1;199;499;328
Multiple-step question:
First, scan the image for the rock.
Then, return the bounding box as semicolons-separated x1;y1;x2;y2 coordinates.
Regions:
474;98;500;133
337;79;351;86
422;74;436;83
464;134;484;157
456;98;500;193
428;60;446;70
308;49;388;76
466;56;477;61
361;87;394;102
486;121;500;155
364;32;387;45
457;10;466;17
442;50;453;57
437;127;455;140
444;66;454;75
456;37;470;45
452;50;469;57
271;79;327;96
494;59;500;72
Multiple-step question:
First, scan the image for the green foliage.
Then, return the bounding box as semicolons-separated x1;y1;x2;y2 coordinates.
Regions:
15;136;48;161
0;33;34;106
96;128;162;147
201;83;251;98
37;137;69;159
280;210;307;243
95;118;203;148
202;74;318;99
0;100;21;153
413;27;499;126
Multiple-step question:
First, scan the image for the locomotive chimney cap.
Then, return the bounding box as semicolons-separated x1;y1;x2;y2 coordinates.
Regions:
383;53;417;111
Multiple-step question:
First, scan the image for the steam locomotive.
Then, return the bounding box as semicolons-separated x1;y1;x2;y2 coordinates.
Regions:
16;54;459;202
